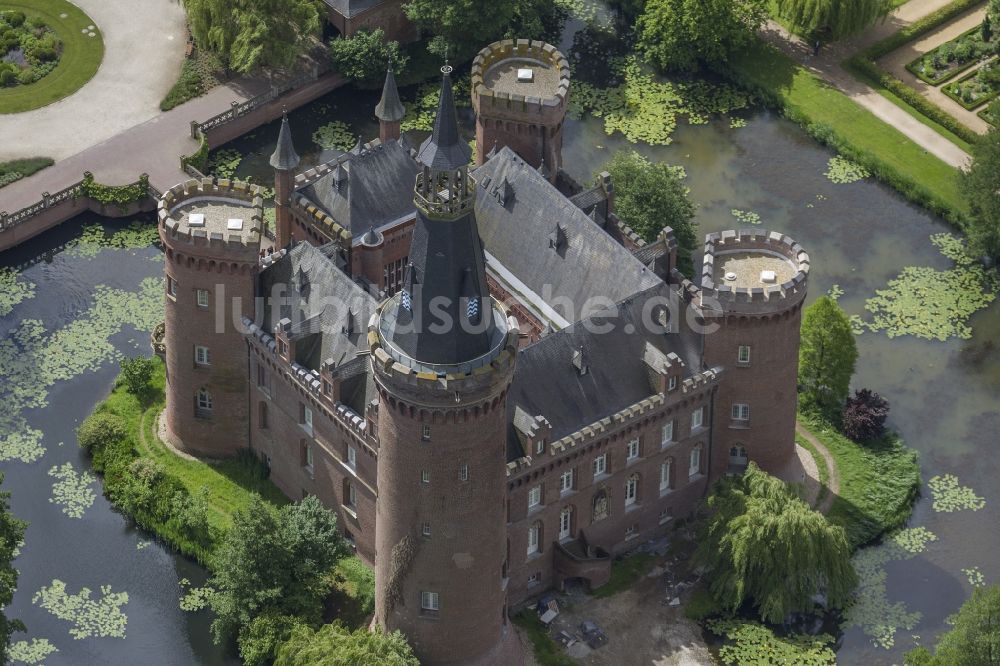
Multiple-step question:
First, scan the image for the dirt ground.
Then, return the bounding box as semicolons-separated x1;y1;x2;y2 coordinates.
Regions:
517;540;715;666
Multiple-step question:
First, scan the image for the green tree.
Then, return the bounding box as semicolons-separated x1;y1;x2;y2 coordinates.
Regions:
637;0;769;72
209;495;346;644
183;0;321;74
696;463;857;624
274;623;418;666
239;613;305;666
984;15;993;43
119;357;156;396
605;150;698;274
0;474;27;663
905;585;1000;666
329;29;408;87
961;127;1000;261
403;0;561;59
775;0;893;42
799;296;858;412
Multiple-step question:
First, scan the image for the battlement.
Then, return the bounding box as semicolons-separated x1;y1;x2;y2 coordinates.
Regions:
699;229;809;315
158;178;264;257
471;39;570;123
291;195;352;244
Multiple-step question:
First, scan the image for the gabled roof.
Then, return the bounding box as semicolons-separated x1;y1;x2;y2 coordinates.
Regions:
504;283;704;462
473;147;662;324
258;242;377;373
301;139;420;238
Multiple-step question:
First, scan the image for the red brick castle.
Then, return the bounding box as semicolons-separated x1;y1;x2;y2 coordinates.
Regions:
157;40;809;665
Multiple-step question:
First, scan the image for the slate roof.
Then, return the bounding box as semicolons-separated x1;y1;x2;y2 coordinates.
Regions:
270;114;300;171
301;139;420;238
416;68;473;171
322;0;384;18
259;241;377;377
473;147;662;323
375;66;405;122
504;282;705;462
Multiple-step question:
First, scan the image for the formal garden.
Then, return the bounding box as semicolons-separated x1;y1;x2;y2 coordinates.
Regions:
0;0;103;113
907;25;997;85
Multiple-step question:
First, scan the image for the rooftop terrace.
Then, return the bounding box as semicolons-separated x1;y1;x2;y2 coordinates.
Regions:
712;250;797;290
482;58;562;99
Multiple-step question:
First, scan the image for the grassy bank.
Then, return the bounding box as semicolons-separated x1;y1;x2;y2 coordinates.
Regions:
82;357;287;563
798;411;921;549
512;609;576;666
0;0;104;113
726;41;967;223
0;157;52;189
591;552;657;599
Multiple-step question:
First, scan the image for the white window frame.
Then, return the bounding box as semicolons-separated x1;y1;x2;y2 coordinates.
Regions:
535;439;545;455
660;459;673;492
196;389;212;412
459;464;468;481
528;485;542;509
738;345;751;365
420;591;439;611
196;289;209;308
627;438;640;461
559;507;572;541
691;407;703;431
347;482;356;507
421;424;431;441
527;523;540;555
689;445;702;477
661;420;674;447
302;405;313;435
625;524;637;539
347;445;357;468
421;470;430;485
167;276;177;298
195;345;211;366
593;453;607;477
732;403;750;421
668;375;678;391
421;522;431;537
559;469;574;494
625;475;638;506
304;443;314;470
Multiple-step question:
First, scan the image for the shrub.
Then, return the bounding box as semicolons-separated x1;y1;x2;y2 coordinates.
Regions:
684;587;724;621
239;613;304;666
119;357;156;395
77;412;128;454
842;389;890;442
0;69;15;86
15;69;33;85
3;11;25;28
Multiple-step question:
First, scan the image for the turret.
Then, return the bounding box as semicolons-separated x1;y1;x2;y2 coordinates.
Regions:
270;112;300;248
371;66;523;665
698;229;810;476
375;62;405;144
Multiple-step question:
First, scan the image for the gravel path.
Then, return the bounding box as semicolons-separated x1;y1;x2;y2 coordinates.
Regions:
795;421;841;514
1;0;188;161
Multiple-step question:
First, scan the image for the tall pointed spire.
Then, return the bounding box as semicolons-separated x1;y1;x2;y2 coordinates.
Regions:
416;65;471;171
269;111;300;171
375;61;405;123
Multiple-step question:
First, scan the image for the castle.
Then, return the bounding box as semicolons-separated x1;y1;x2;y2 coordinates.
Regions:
156;39;809;665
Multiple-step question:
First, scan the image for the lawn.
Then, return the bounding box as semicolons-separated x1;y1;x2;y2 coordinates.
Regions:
794;431;830;508
0;0;103;113
591;551;657;599
730;41;966;222
512;609;576;666
798;412;920;549
98;358;288;538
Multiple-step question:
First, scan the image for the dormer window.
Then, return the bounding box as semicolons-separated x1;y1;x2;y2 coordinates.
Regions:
401;289;412;312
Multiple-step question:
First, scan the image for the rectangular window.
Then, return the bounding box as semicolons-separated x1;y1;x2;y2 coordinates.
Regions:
691;407;703;431
689;446;702;477
559;510;571;540
661;421;674;447
738;345;751;365
659;508;674;525
301;441;314;470
257;363;268;389
420;591;439;612
421;424;431;441
732;403;750;421
195;345;211;366
421;522;431;537
625;525;637;539
347;445;356;468
593;453;607;477
196;389;212;413
301;405;313;435
196;289;209;308
167;277;177;298
527;524;540;555
459;464;469;481
627;438;640;461
421;470;430;484
278;339;288;356
668;375;678;391
322;380;331;396
527;572;539;587
528;485;542;509
535;439;545;455
625;476;638;506
660;460;672;492
559;469;574;493
348;483;357;507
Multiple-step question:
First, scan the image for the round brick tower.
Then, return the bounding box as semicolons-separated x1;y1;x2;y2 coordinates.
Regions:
371;66;523;665
698;230;810;477
158;179;264;457
471;39;569;181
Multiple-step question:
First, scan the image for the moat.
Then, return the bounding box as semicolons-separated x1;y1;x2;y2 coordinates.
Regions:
3;19;1000;666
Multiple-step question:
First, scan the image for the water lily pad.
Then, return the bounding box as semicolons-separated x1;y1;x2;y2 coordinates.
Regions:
0;268;36;317
731;209;762;225
825;156;870;184
32;580;128;640
962;566;986;588
48;463;97;519
928;474;985;512
9;638;58;665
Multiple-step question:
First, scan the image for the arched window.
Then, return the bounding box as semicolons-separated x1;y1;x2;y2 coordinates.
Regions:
625;474;639;506
660;458;673;492
689;444;703;477
592;490;609;523
558;506;573;541
729;445;748;469
527;520;542;556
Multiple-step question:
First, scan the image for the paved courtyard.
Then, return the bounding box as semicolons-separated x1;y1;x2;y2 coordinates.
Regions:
1;0;188;162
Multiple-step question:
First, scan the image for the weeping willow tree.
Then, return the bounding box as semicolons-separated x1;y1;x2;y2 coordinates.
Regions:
775;0;894;42
695;463;857;624
183;0;321;74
